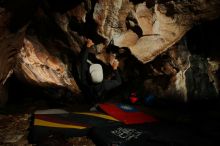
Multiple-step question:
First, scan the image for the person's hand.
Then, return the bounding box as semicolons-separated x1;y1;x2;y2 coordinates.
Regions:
111;59;119;70
109;53;116;65
86;39;94;48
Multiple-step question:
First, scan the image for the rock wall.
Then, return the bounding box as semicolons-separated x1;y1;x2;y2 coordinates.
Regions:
16;37;80;94
0;0;220;104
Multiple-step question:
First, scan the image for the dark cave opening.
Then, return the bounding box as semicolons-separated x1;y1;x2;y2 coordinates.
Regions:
0;1;220;145
186;18;220;60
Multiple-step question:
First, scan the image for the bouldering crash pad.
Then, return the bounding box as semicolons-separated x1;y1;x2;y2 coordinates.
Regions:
99;103;158;124
29;110;120;143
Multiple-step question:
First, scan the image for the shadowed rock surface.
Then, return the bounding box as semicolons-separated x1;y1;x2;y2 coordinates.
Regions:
0;0;219;104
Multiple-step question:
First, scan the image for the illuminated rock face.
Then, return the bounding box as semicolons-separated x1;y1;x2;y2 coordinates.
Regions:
94;0;220;63
16;37;80;94
0;0;219;104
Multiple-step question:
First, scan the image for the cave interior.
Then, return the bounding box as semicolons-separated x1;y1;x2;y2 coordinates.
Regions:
0;0;220;145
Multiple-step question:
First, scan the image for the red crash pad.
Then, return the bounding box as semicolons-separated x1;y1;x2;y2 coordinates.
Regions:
99;103;158;124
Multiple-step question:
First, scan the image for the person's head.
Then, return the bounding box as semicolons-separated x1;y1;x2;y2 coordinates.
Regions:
89;64;103;83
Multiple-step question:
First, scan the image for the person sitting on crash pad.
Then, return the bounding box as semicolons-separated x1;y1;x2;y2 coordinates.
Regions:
80;39;122;102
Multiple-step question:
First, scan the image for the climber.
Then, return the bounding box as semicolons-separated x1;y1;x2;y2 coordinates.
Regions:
80;39;122;103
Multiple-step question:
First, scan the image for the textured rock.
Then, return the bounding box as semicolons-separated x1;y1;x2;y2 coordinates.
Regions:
208;60;220;95
16;37;80;94
0;7;25;85
142;39;191;102
0;7;27;105
164;39;191;102
141;37;219;102
186;55;218;100
53;7;87;54
93;0;133;41
0;0;219;103
94;0;220;63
